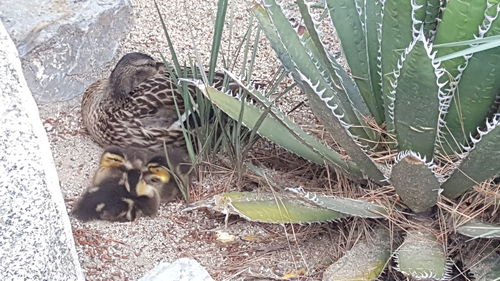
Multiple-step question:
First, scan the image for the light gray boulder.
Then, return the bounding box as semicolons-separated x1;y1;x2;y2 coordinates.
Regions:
139;258;214;281
0;21;84;281
0;0;132;102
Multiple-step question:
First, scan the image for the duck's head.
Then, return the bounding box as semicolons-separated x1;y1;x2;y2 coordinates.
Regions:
108;52;162;99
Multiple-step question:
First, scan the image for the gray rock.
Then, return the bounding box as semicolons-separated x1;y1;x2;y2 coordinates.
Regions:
0;0;132;102
0;21;84;281
139;258;214;281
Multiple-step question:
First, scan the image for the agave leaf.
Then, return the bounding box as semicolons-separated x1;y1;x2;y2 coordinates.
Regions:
423;0;441;39
364;0;384;118
286;187;387;219
440;5;500;154
296;0;372;120
395;230;450;280
457;221;500;239
392;35;445;159
192;80;363;178
380;0;416;130
251;4;295;73
468;251;500;281
256;0;369;139
300;81;386;183
434;0;489;78
390;152;440;213
441;116;500;199
325;0;384;123
323;228;391;281
214;192;346;223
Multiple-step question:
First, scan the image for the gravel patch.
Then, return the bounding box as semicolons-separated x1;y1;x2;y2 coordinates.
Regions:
38;0;349;280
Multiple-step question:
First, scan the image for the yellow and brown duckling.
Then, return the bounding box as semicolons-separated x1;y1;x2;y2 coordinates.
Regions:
146;146;192;202
73;146;192;222
73;146;161;221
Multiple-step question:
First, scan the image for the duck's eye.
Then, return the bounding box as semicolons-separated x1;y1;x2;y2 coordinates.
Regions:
100;153;124;168
150;177;162;184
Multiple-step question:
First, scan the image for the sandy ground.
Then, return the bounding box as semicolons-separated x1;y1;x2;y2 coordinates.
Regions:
37;0;354;280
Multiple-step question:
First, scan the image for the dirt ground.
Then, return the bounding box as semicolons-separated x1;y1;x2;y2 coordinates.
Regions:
35;0;370;280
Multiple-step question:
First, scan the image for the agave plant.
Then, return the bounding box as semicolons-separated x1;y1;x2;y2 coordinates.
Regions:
188;0;500;279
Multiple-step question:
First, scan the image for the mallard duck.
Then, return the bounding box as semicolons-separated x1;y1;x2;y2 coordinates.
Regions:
82;52;240;150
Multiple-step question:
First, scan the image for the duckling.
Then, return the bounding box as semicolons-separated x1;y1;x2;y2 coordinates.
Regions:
72;176;139;222
93;145;150;186
145;146;192;203
82;52;237;150
73;146;162;221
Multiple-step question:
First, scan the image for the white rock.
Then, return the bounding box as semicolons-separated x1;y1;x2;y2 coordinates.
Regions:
139;258;214;281
0;21;84;281
0;0;132;102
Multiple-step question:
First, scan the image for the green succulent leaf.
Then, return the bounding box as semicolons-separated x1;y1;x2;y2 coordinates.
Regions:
286;187;387;219
423;0;441;39
296;0;372;121
251;4;295;73
191;80;362;178
323;228;391;281
439;3;500;154
392;35;445;159
213;192;346;223
299;81;386;183
395;230;450;280
255;0;370;140
457;221;500;239
380;0;415;130
442;116;500;199
434;0;489;78
326;0;384;123
390;152;440;213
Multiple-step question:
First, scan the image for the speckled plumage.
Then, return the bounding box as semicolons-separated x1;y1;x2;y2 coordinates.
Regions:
81;52;188;150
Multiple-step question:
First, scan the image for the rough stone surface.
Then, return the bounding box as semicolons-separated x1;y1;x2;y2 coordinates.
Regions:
139;258;214;281
0;0;133;102
0;21;84;281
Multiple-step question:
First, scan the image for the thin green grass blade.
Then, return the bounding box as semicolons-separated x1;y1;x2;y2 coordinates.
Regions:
436;39;500;61
434;34;500;48
214;192;347;223
323;228;391;281
457;221;500;239
390;152;440;213
154;0;181;74
441;116;499;199
395;230;450;280
208;0;228;82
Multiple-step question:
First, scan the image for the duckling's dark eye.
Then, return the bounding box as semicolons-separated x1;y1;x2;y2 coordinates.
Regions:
150;177;161;184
